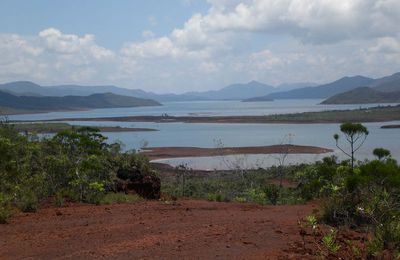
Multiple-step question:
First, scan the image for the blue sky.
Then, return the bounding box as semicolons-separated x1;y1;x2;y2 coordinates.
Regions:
0;0;399;93
0;0;209;50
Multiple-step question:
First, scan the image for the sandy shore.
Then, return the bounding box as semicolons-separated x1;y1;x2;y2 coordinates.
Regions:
141;144;333;160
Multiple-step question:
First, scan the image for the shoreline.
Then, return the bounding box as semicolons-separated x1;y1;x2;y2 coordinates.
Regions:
8;122;158;133
141;144;333;160
32;105;400;124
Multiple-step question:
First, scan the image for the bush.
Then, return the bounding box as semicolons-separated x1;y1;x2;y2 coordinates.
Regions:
0;205;12;224
18;191;39;213
207;193;229;202
99;193;142;205
0;194;12;224
264;184;279;205
246;188;266;205
233;196;247;203
85;182;105;205
368;218;400;257
54;191;65;207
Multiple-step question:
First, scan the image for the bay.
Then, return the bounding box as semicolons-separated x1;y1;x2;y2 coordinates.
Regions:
7;99;400;170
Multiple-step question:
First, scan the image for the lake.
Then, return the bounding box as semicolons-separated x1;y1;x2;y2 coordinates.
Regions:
8;99;400;170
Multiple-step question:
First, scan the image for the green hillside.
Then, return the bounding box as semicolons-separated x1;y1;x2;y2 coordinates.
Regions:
0;91;161;114
321;87;400;104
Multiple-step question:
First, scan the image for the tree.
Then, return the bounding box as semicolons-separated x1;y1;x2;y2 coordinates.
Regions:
334;123;369;171
272;133;294;187
373;148;391;161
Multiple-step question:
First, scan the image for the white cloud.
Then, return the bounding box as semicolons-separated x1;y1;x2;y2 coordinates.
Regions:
202;0;400;44
1;1;400;92
121;37;180;58
39;28;114;60
369;37;400;54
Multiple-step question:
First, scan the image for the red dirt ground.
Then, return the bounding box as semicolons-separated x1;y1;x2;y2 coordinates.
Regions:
0;200;319;259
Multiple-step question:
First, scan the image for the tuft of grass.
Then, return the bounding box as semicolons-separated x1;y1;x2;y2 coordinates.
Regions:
0;205;12;224
19;191;39;213
99;193;142;205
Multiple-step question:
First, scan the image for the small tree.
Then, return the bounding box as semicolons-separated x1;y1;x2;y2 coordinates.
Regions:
175;163;191;197
334;123;369;171
373;148;391;161
273;133;294;187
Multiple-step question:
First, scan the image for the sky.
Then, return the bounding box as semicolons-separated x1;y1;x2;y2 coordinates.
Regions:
0;0;399;93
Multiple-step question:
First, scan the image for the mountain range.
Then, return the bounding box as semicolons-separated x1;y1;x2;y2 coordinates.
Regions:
321;87;400;104
0;91;161;114
1;71;400;106
243;72;400;103
0;80;312;102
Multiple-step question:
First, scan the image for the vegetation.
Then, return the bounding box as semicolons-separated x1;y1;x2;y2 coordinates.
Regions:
0;118;156;223
8;122;156;134
99;193;142;205
160;123;400;258
0;90;161;115
334;122;369;170
161;164;304;205
322;87;400;104
1;115;399;257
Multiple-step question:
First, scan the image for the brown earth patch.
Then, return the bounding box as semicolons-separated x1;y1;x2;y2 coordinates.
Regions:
0;200;320;259
142;144;333;160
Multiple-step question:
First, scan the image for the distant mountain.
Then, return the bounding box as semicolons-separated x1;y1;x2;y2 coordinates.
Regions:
321;73;400;104
0;90;161;113
373;78;400;93
0;81;202;102
242;96;274;102
0;80;318;102
321;87;400;104
254;76;375;100
368;72;400;88
276;82;318;90
186;81;276;100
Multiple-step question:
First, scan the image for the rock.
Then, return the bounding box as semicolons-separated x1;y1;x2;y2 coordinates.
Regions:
116;168;161;199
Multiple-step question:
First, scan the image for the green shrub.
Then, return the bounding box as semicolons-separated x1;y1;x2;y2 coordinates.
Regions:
246;188;266;205
207;193;228;202
18;191;39;213
322;229;341;254
60;189;81;202
264;184;279;205
99;193;142;205
54;191;65;207
0;205;12;224
368;218;400;255
0;194;12;224
233;196;247;203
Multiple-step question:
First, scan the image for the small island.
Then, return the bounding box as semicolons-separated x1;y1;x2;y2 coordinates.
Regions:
141;145;333;160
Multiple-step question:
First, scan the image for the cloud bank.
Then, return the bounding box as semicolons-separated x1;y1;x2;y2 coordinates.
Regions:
0;0;399;93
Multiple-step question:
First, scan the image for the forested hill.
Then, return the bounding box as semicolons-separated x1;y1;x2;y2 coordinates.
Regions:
321;87;400;104
0;91;161;114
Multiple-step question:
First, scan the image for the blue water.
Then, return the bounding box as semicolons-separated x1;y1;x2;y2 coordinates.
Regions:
8;99;398;121
7;100;400;169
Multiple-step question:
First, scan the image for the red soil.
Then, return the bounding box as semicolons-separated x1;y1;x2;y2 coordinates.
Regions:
0;200;318;259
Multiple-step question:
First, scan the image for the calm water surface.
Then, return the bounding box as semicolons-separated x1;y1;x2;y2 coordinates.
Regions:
8;100;400;169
